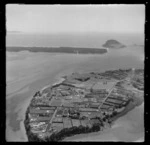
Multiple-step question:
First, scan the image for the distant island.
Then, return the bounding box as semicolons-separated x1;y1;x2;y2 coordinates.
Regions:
102;40;126;49
6;47;107;54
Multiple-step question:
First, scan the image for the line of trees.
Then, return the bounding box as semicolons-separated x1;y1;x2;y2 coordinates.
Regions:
44;123;103;142
24;106;106;142
6;46;107;54
24;102;126;142
44;116;107;141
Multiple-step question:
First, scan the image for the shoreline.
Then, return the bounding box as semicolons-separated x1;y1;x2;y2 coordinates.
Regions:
6;51;144;142
6;46;108;54
64;102;144;142
6;96;31;141
6;75;66;142
24;69;144;142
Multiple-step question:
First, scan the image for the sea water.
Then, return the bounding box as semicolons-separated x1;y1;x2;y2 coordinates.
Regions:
6;33;144;141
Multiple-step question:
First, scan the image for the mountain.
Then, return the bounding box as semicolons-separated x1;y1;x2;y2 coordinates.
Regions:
102;39;126;49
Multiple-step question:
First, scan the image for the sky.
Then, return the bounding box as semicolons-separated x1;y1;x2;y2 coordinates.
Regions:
6;4;145;34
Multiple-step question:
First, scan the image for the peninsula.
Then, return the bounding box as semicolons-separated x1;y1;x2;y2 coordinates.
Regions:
6;46;107;54
24;68;144;142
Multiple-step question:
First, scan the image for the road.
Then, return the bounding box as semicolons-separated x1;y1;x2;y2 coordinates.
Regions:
45;78;138;131
98;81;119;110
46;97;65;132
98;77;139;110
45;96;58;132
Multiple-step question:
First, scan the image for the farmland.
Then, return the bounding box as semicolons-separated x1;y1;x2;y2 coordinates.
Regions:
24;68;144;141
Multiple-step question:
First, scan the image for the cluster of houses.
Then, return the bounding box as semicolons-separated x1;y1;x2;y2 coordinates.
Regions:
27;69;143;138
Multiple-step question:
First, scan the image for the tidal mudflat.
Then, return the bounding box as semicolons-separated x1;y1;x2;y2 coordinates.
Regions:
6;45;144;141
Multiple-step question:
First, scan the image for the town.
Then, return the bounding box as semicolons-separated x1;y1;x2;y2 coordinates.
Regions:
24;68;144;141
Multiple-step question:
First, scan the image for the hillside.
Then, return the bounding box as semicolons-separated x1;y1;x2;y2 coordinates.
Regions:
102;40;126;49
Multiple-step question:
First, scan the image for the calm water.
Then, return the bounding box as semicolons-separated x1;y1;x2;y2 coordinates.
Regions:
6;32;144;47
6;33;144;142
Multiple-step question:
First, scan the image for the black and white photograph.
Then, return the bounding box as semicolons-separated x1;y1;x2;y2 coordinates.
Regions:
6;4;144;142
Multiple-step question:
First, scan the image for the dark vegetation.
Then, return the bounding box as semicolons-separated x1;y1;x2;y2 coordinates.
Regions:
6;46;107;54
23;69;144;142
24;108;43;142
24;92;141;142
102;39;126;48
24;111;106;142
24;105;118;142
75;77;90;82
